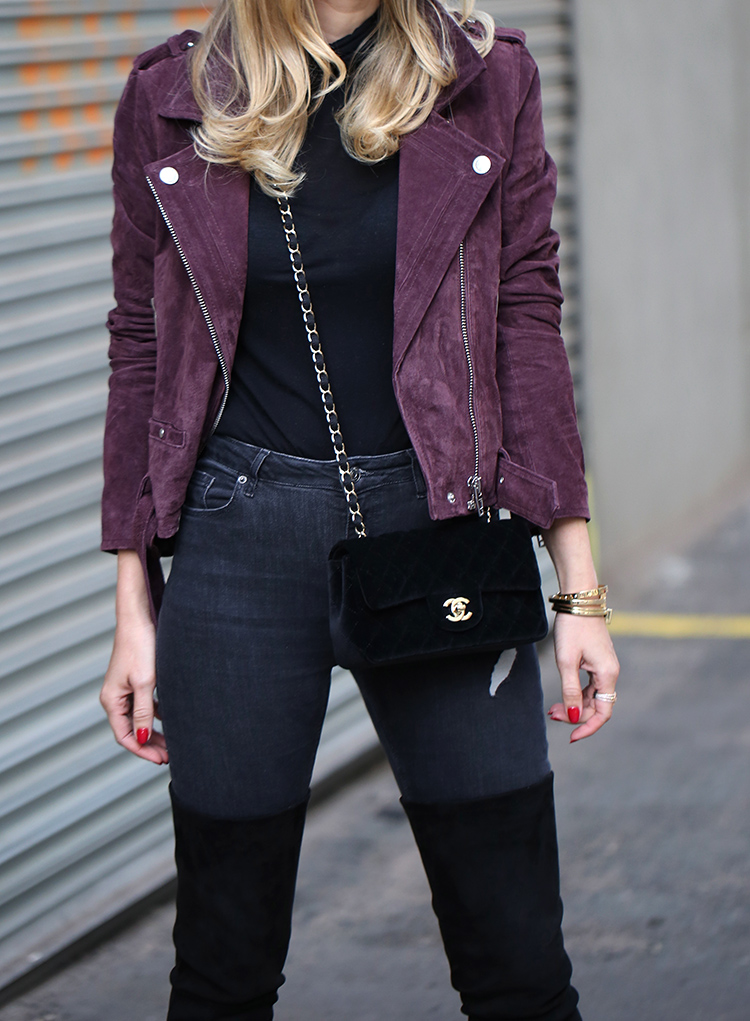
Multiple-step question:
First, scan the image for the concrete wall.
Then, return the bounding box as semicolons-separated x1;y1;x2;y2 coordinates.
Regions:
574;0;750;574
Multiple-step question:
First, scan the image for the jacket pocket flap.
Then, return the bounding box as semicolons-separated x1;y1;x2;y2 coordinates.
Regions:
495;456;559;529
329;516;541;611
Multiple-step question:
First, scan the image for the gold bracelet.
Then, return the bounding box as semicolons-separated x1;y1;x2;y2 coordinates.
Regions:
549;585;612;624
551;603;613;624
550;585;608;602
550;602;608;612
550;598;608;608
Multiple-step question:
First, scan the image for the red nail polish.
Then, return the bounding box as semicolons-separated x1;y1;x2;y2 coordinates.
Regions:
567;707;580;724
136;728;149;745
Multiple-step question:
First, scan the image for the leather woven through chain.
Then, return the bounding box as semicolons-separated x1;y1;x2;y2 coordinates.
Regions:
277;195;367;538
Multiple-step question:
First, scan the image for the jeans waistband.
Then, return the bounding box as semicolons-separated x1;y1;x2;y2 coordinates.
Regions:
203;433;426;495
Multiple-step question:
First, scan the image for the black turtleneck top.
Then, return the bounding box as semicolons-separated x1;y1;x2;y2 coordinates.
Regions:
216;12;410;457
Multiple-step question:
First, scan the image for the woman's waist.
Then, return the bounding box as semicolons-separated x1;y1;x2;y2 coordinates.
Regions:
200;432;422;492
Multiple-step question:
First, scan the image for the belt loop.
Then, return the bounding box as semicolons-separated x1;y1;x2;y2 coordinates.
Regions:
244;448;270;497
410;450;427;499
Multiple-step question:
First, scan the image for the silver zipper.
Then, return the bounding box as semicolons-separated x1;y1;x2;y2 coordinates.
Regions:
458;240;485;518
146;175;230;434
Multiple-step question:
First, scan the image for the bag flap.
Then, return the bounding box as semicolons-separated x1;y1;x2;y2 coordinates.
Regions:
329;515;541;611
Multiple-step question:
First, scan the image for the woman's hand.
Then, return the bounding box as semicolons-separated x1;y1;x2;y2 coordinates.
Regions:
99;550;168;765
540;517;620;742
546;613;620;742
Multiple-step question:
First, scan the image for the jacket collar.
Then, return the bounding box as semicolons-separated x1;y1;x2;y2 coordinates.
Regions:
159;77;202;122
432;8;488;113
157;5;487;123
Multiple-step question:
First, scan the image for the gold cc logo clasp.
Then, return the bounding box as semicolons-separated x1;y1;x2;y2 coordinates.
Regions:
443;596;473;623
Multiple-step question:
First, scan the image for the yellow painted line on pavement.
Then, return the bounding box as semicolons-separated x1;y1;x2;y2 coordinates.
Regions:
609;612;750;639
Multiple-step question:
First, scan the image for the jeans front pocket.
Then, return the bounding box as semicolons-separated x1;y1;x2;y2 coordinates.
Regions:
182;461;243;514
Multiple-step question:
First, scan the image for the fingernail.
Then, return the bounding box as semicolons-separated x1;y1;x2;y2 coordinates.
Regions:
136;728;149;745
567;707;580;723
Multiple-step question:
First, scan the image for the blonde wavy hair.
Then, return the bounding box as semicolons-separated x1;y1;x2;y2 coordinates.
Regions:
189;0;494;196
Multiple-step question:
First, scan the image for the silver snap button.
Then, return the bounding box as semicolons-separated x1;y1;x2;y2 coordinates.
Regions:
472;154;491;175
159;166;179;185
498;476;504;484
447;492;456;504
158;427;165;438
186;41;194;47
238;475;248;484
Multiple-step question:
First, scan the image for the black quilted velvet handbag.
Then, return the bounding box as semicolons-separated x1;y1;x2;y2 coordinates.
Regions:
277;197;548;670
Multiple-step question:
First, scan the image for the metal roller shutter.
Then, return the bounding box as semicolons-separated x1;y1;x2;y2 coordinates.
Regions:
0;2;210;990
0;0;578;990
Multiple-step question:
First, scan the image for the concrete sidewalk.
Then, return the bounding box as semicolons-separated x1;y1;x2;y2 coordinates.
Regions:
1;496;749;1021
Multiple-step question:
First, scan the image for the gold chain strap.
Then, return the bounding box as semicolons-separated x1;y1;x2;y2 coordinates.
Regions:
277;195;367;538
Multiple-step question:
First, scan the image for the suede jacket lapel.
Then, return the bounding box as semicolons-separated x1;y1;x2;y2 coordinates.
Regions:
393;16;504;365
394;113;503;369
144;145;249;377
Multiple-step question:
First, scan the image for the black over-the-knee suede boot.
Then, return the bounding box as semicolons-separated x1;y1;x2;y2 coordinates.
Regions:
402;773;581;1021
166;786;308;1021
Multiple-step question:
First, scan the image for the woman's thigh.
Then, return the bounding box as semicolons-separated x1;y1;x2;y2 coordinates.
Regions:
353;644;551;804
155;443;344;819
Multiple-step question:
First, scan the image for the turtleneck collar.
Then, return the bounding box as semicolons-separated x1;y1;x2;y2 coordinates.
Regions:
329;9;379;65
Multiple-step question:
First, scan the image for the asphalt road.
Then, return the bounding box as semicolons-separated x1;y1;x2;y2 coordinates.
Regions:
1;497;749;1021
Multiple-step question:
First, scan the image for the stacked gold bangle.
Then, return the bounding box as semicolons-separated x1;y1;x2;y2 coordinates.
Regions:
548;585;613;624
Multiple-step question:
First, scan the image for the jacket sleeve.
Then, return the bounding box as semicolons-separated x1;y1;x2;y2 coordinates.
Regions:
496;46;590;522
101;65;158;552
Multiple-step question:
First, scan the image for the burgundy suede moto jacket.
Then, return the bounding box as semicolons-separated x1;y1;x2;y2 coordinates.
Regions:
102;12;589;618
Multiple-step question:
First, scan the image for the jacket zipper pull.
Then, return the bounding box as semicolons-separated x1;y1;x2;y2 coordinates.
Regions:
467;475;484;516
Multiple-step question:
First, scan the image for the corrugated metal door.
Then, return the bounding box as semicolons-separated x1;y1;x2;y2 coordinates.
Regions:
0;0;578;991
0;2;212;989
